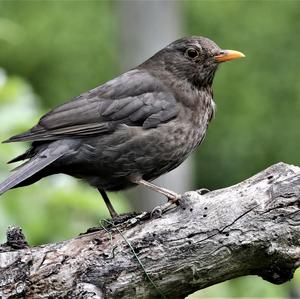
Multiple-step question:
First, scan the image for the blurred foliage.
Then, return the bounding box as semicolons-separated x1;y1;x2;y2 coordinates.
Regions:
187;274;298;299
0;0;118;107
0;0;299;298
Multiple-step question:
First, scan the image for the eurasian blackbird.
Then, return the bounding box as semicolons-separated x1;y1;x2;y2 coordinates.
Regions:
0;36;244;218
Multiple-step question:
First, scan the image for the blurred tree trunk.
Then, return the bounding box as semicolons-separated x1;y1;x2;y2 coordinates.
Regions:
116;0;192;211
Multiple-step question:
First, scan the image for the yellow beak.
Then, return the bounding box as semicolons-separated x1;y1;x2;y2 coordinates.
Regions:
215;50;245;63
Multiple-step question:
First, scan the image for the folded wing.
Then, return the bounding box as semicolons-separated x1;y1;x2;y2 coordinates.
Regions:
4;69;179;143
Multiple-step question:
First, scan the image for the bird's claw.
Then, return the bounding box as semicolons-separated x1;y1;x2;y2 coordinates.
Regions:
151;193;187;218
168;194;181;206
151;206;164;218
150;201;174;218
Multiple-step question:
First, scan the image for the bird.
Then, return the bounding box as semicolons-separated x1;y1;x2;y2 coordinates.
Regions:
0;36;245;218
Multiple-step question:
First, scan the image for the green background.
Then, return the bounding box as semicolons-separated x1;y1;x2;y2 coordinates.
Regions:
0;1;299;298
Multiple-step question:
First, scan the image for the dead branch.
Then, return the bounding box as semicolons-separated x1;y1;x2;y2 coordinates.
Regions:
0;162;300;299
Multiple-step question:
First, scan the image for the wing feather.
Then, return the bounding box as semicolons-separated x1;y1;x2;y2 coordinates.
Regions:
4;69;179;143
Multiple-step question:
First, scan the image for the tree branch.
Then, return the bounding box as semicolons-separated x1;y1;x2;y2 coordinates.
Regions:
1;162;300;299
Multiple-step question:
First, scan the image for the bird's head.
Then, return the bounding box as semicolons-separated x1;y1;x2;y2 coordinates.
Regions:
144;36;245;88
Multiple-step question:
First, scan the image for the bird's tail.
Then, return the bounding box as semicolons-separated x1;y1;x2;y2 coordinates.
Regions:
0;149;64;196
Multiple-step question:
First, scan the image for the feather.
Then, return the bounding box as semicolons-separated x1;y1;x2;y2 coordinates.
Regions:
0;151;64;195
2;69;179;143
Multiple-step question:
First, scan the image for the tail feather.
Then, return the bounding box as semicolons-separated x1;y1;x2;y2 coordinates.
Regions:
7;150;31;164
0;152;64;195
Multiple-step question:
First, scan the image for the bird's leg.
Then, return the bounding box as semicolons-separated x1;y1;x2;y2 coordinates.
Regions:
98;188;118;219
130;178;181;203
130;178;182;217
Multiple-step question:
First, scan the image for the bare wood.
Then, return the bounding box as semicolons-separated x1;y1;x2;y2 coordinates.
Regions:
0;162;300;299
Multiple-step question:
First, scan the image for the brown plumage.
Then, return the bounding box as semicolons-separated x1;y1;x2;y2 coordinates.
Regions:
0;36;245;218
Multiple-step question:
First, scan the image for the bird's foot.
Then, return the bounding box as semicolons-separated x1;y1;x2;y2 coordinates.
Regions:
150;193;184;218
151;202;173;218
168;193;182;205
169;193;195;211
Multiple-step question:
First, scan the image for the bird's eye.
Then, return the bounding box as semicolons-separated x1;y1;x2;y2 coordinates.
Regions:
186;48;199;59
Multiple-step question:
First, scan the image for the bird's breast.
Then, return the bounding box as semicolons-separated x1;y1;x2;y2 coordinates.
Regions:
177;90;215;143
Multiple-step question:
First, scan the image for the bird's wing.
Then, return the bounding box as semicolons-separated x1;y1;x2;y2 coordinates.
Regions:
4;69;179;143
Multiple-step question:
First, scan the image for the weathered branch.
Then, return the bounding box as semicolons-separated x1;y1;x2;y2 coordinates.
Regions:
0;162;300;299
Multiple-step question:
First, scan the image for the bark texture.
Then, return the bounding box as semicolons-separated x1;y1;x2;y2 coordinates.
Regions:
0;162;300;299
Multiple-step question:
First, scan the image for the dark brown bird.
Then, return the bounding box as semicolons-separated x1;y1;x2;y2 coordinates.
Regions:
0;36;244;218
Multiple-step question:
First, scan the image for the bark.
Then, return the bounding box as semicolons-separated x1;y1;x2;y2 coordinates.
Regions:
0;162;300;299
